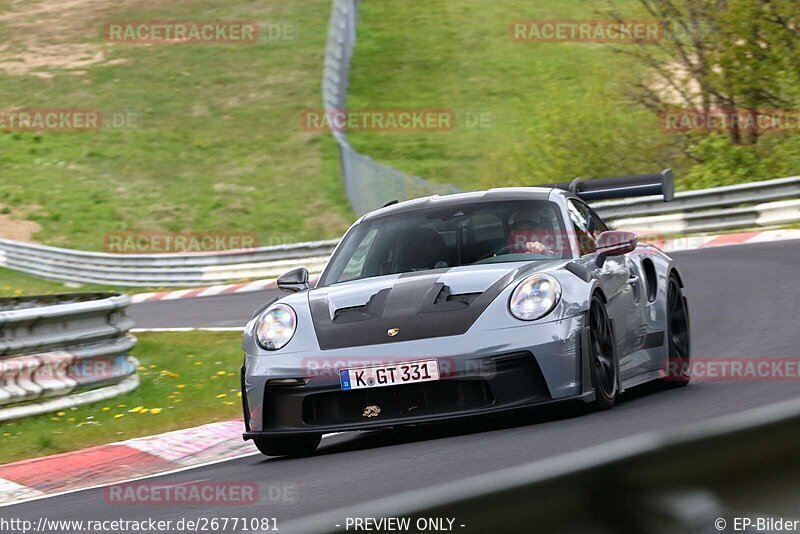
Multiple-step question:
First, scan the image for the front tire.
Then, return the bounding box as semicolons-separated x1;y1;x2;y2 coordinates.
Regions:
253;434;321;457
588;294;618;410
662;275;691;387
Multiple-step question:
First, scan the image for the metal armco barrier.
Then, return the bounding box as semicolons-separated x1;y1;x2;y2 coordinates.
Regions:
0;238;336;287
1;177;798;287
593;175;800;219
0;293;138;422
594;175;800;236
284;397;800;534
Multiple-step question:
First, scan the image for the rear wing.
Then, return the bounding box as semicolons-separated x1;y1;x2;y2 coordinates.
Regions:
543;169;674;202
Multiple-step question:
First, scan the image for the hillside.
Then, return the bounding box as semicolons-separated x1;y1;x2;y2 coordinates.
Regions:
0;0;352;250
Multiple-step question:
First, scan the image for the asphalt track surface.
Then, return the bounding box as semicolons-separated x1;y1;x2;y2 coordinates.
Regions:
6;240;800;532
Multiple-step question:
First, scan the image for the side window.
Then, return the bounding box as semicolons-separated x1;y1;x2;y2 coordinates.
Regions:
567;200;605;255
586;205;609;234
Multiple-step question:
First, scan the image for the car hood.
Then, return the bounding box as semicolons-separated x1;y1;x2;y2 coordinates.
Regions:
307;260;565;350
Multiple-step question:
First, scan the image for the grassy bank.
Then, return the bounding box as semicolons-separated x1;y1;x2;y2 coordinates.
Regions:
0;0;352;250
0;331;244;464
346;0;680;190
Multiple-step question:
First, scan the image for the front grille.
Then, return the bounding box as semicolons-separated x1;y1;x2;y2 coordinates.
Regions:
259;351;552;431
303;379;493;425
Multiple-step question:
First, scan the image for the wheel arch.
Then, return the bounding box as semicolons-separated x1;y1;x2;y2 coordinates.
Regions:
668;267;685;288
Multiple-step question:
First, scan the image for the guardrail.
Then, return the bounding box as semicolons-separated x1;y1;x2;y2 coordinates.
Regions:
0;293;138;422
1;178;798;287
0;238;336;287
594;175;800;236
284;397;800;533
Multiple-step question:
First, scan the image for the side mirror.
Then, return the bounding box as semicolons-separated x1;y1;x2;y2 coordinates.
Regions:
277;267;310;293
596;231;638;267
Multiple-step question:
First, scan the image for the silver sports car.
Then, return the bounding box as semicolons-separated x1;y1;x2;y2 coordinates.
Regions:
241;170;691;457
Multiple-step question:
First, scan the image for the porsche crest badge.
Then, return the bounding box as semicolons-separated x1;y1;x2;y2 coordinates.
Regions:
363;405;381;418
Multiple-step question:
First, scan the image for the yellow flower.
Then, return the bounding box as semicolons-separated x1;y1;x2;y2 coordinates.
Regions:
216;393;227;398
56;411;65;416
216;370;226;376
176;384;185;389
140;408;150;414
224;401;234;406
236;392;242;397
149;364;157;369
117;404;126;408
68;417;76;422
150;408;163;414
194;362;204;366
101;406;110;411
2;432;11;437
129;406;144;413
114;414;124;419
51;417;60;422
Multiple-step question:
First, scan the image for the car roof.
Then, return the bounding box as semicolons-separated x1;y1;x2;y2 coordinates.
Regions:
360;186;562;222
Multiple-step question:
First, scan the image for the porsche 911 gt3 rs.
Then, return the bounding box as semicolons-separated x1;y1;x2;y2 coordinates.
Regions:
241;170;691;457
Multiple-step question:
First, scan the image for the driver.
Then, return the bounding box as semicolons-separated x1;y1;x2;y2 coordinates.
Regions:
509;217;554;255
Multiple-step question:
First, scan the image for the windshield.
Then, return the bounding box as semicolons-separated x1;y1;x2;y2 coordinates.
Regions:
319;200;572;286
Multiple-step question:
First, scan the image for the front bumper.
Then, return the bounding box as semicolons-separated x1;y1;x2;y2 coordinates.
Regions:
242;314;591;438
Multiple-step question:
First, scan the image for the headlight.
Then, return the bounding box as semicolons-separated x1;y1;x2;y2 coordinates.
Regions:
509;273;561;321
255;304;297;350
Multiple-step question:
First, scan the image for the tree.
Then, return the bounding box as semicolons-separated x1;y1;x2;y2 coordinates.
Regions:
604;0;799;145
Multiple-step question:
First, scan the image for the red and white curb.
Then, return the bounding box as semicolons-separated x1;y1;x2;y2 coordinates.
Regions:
127;229;800;304
130;278;281;304
651;228;800;253
0;420;254;506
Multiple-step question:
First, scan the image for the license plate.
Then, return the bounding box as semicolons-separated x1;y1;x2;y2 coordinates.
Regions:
340;359;440;391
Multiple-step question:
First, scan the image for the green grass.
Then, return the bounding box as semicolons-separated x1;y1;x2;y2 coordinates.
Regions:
1;0;796;261
0;266;138;296
0;265;266;297
0;0;352;251
0;331;243;464
345;0;691;190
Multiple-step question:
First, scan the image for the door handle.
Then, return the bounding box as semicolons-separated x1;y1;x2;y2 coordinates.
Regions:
627;275;640;285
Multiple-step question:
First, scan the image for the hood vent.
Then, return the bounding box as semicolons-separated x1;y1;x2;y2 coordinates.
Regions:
420;283;481;313
332;284;481;324
332;288;391;324
309;268;527;350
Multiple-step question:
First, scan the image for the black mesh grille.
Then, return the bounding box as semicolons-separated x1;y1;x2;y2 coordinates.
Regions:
303;379;493;425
